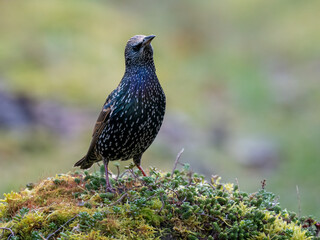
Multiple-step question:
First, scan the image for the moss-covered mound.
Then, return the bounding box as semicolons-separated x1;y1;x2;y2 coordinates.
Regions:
0;165;319;239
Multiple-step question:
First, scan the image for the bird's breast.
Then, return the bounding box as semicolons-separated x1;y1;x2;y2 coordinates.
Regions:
96;71;165;160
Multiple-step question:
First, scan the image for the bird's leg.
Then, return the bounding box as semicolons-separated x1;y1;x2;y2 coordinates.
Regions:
136;165;147;177
103;158;114;192
133;155;147;176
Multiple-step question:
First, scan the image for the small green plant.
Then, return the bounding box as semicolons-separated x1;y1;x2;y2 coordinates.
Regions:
0;167;319;239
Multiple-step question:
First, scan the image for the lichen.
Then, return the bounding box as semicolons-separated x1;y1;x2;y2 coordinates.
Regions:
0;166;319;239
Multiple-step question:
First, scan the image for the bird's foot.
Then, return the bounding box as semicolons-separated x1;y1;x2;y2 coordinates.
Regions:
104;176;116;192
105;184;115;193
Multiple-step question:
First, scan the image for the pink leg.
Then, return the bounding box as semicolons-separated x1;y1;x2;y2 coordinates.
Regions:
136;165;147;177
103;159;114;192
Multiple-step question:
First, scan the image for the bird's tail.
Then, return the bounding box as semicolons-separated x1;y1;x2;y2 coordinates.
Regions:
74;151;98;169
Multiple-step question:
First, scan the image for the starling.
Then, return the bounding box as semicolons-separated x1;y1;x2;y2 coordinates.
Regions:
74;35;166;191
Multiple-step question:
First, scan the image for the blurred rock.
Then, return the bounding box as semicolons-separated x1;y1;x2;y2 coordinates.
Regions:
0;86;91;137
210;121;229;150
157;112;207;152
0;89;34;129
32;100;91;136
230;136;279;169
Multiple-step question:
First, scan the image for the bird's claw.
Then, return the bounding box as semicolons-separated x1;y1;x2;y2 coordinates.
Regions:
106;186;115;193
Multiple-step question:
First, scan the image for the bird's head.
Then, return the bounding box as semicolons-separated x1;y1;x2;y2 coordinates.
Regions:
124;35;156;67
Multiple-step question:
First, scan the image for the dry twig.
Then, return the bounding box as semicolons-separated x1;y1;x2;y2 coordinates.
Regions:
296;185;301;218
158;194;165;214
107;193;128;207
0;227;15;240
46;215;78;239
171;148;184;176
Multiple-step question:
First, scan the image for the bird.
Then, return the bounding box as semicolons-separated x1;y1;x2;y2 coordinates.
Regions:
74;35;166;192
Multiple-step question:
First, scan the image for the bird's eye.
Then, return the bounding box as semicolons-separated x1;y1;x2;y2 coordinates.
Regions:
132;42;142;51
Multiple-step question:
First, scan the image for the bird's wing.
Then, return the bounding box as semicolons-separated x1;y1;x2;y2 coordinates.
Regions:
92;101;112;138
91;88;117;138
85;98;113;157
74;91;116;168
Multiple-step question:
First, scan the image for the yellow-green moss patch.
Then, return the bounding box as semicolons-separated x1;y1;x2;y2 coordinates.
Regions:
0;167;319;239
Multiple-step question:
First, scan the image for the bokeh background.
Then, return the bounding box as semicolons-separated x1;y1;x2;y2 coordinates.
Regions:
1;1;319;218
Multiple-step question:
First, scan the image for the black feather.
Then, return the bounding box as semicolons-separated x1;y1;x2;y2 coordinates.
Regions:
75;35;166;170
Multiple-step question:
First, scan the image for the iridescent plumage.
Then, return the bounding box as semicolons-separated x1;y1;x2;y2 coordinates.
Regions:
74;35;166;191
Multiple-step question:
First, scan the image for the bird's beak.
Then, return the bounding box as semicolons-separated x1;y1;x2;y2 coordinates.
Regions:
142;35;156;47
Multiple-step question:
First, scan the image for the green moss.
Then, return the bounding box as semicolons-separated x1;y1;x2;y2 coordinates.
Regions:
0;168;319;239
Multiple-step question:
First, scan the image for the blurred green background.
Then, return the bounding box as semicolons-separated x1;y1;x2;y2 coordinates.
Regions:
0;0;319;218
